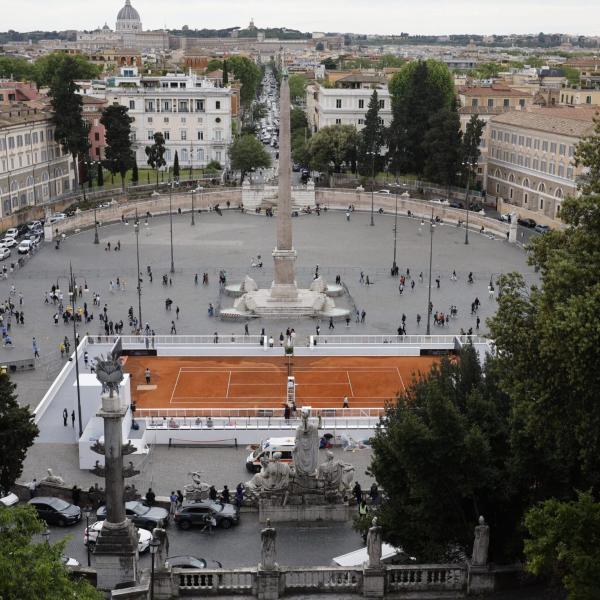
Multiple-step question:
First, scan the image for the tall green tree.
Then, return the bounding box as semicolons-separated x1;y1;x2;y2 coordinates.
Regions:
222;59;228;85
48;56;90;192
228;134;271;182
357;90;384;176
387;59;455;175
33;52;100;89
100;104;133;192
228;56;262;109
131;159;138;185
0;373;38;494
288;74;307;105
368;347;523;562
0;505;102;600
97;164;104;187
0;56;34;81
145;132;167;188
206;58;223;72
524;491;600;600
307;124;359;179
574;112;600;195
422;101;462;189
173;150;180;179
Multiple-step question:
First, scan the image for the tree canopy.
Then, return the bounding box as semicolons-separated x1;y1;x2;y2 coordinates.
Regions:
0;505;101;600
357;90;385;176
33;52;101;88
228;56;262;108
307;124;358;176
0;373;38;494
228;134;271;182
145;132;167;187
100;104;134;191
288;74;307;105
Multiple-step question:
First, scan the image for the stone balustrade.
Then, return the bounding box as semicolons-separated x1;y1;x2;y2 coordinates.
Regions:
176;568;256;593
387;564;466;592
284;567;363;592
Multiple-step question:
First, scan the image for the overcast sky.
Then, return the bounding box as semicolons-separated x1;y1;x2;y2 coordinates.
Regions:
5;0;599;36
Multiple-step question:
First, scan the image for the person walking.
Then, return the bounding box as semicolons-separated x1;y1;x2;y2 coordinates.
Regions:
208;485;217;501
145;488;156;506
176;489;184;509
361;310;366;324
329;317;335;330
71;410;75;428
353;481;362;506
62;408;68;427
476;316;481;330
221;485;230;504
169;491;178;515
145;368;151;384
28;479;37;498
32;337;39;358
244;323;249;336
72;485;81;506
170;321;177;334
342;396;349;409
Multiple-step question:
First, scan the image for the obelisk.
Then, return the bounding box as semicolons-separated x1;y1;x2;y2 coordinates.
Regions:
270;69;298;300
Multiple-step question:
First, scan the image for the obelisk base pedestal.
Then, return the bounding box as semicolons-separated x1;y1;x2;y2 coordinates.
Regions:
93;519;140;591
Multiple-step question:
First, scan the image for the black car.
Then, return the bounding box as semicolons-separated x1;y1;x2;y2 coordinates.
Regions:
96;500;169;530
16;224;29;237
28;497;81;526
174;501;239;530
165;555;222;569
517;217;537;228
449;202;463;209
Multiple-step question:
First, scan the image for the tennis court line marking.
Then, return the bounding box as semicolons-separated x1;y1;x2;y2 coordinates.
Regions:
346;371;355;397
396;368;407;393
226;371;231;398
169;394;393;401
170;368;183;404
177;367;403;372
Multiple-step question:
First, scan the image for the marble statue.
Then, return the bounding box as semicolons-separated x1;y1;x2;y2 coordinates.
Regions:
41;468;65;486
152;527;169;570
95;354;124;397
293;410;319;476
472;516;490;566
317;450;355;491
246;453;290;499
184;471;210;501
261;518;277;570
366;517;383;568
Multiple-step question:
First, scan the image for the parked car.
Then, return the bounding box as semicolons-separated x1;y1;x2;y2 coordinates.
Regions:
534;224;550;234
28;220;42;231
429;198;449;205
376;189;391;194
84;520;151;553
16;224;29;237
2;236;17;248
174;500;240;530
499;214;511;223
5;228;18;238
449;202;463;209
96;500;169;530
517;217;537;228
165;556;223;569
62;555;81;567
17;240;33;254
0;247;10;261
28;497;81;526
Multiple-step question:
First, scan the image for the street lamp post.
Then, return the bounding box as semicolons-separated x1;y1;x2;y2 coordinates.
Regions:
150;537;160;600
370;151;375;226
93;207;99;245
392;187;398;274
463;160;473;245
134;209;143;328
169;180;175;274
83;506;92;566
69;263;84;438
191;188;195;226
426;208;435;336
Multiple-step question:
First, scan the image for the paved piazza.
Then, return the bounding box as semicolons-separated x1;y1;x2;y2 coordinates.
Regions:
6;206;537;566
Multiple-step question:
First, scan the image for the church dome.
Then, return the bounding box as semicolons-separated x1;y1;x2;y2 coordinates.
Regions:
117;0;140;21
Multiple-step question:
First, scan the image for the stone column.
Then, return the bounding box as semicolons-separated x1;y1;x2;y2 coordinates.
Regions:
271;70;298;300
93;391;139;592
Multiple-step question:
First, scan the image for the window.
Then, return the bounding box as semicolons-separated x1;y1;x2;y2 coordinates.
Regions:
533;158;539;170
25;133;31;145
471;99;478;108
549;162;555;175
510;188;514;199
336;99;342;109
215;101;221;109
504;99;510;108
534;138;540;150
526;137;532;148
94;132;100;141
556;203;561;216
540;160;547;172
197;131;204;140
8;137;14;149
504;132;510;142
542;140;548;152
147;130;154;140
215;130;222;141
558;164;565;177
358;99;364;109
378;118;384;126
586;95;592;104
181;149;188;161
165;149;171;161
568;145;574;157
487;98;494;108
567;167;574;179
40;130;44;142
491;129;497;140
519;99;525;108
335;118;341;124
510;153;516;163
129;100;135;109
195;100;205;111
496;183;500;193
164;131;170;140
181;130;187;141
550;142;557;153
378;99;385;109
16;135;23;147
358;119;365;125
148;117;153;123
524;193;528;204
197;148;204;162
518;136;524;146
511;134;517;144
215;151;222;161
518;155;524;165
540;198;544;210
164;117;169;123
525;157;531;168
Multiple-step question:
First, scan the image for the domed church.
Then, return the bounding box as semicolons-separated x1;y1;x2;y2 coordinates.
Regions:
116;0;143;32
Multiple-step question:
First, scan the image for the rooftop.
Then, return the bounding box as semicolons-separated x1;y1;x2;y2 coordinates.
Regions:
459;86;532;97
491;106;598;137
0;104;50;127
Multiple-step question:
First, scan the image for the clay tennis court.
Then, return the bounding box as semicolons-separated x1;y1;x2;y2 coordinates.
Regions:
123;355;440;411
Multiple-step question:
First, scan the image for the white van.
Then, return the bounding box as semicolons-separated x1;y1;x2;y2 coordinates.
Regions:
332;544;414;567
246;437;295;473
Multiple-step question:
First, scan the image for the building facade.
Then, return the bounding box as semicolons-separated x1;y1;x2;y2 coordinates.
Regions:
485;107;596;221
82;96;108;161
306;78;392;132
105;70;234;170
0;105;72;218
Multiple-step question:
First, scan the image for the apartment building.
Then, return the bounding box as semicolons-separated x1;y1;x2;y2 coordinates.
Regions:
306;74;392;133
105;70;234;169
82;95;108;161
485;107;596;221
0;104;72;218
558;88;600;107
457;85;533;111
